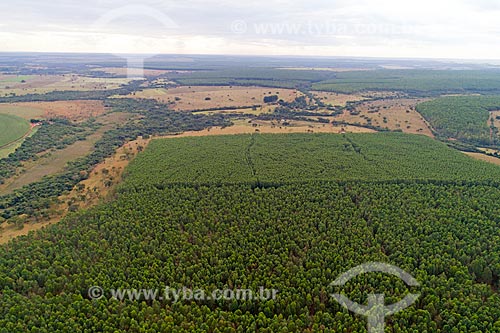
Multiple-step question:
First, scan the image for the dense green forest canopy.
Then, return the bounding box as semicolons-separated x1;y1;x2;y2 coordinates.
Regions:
312;70;500;94
124;133;500;187
1;133;500;331
416;96;500;146
167;68;336;89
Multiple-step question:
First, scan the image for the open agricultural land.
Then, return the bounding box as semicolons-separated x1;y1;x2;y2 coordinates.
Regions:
119;86;301;111
331;98;434;136
2;54;500;332
0;114;30;145
0;112;35;158
0;100;107;121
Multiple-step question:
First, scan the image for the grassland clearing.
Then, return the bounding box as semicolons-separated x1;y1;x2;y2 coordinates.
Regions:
119;86;301;111
0;104;46;119
464;152;500;165
0;126;39;159
333;98;434;136
162;118;374;137
0;135;98;194
0;215;59;244
0;114;31;147
0;100;107;121
0;101;107;157
312;91;368;106
193;106;275;116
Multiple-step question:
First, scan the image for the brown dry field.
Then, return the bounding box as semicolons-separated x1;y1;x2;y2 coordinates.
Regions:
464;152;500;166
0;216;59;245
121;86;301;111
163;119;375;138
333;98;434;137
0;100;108;121
0;74;132;97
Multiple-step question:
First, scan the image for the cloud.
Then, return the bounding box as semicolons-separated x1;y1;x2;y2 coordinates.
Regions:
0;0;499;60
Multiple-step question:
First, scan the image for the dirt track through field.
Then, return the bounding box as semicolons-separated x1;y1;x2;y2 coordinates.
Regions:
0;123;37;150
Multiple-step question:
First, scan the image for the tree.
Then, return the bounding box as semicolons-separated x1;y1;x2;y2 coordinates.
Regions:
264;95;279;103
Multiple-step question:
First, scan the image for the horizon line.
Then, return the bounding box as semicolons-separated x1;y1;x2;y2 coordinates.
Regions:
1;51;500;65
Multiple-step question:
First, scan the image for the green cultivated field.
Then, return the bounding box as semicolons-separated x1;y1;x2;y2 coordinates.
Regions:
124;133;500;187
0;114;30;148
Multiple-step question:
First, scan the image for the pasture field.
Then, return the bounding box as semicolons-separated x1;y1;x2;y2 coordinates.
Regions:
119;86;300;111
0;74;133;97
0;104;46;119
162;118;375;137
0;100;108;121
332;98;434;136
0;127;38;159
193;106;274;116
0;114;31;148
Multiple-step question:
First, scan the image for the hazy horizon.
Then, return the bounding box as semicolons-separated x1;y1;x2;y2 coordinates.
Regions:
1;0;500;60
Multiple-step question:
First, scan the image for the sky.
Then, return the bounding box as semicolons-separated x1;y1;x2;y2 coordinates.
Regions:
1;0;500;60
